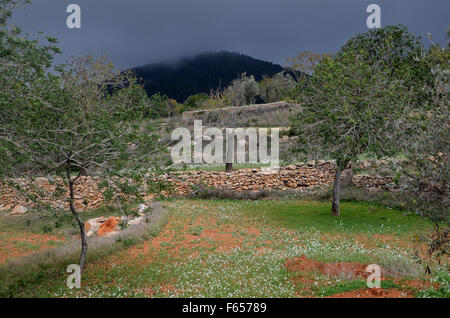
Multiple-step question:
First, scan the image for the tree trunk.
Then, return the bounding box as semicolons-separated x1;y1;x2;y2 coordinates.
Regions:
225;163;233;173
67;159;87;273
331;166;342;216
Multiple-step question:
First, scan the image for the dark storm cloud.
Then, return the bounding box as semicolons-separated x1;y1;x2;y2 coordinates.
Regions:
10;0;450;69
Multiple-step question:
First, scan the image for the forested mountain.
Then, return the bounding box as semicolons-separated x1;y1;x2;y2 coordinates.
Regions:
130;51;284;102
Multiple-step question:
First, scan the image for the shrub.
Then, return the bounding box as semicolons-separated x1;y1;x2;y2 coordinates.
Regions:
225;72;259;106
183;93;209;111
415;270;450;298
116;237;137;248
259;73;297;103
148;92;170;118
41;224;53;234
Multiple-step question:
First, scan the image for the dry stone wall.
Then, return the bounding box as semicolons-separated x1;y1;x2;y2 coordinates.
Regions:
0;161;400;213
182;101;301;124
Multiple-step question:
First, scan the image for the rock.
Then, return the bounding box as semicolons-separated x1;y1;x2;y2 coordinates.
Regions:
138;203;148;215
35;177;48;185
11;205;27;215
53;202;66;210
257;167;278;175
85;217;105;233
1;161;410;210
128;217;145;226
97;217;121;237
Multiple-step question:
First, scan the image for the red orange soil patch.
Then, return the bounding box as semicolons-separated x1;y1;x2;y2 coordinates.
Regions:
0;231;65;263
83;213;262;295
355;233;415;250
284;255;434;298
285;255;393;279
79;202;437;298
87;213;263;274
326;288;412;298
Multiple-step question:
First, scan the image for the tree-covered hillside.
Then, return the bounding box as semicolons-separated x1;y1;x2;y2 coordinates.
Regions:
130;51;284;102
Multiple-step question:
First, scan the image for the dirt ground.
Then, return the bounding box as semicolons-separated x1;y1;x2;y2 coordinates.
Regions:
0;231;65;263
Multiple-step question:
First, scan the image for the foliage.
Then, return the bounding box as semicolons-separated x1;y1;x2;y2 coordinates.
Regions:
259;72;297;103
285;50;331;80
225;72;260;106
148;92;170;118
401;32;449;224
415;270;450;298
183;93;209;111
0;0;63;176
0;0;162;273
131;51;283;102
50;54;159;178
290;25;426;215
292;53;412;165
426;225;449;264
338;25;430;98
116;236;137;247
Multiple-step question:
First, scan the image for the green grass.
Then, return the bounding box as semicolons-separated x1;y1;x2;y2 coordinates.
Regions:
312;279;367;297
12;241;42;252
415;270;450;298
188;225;204;236
244;200;432;235
0;199;442;298
311;279;403;297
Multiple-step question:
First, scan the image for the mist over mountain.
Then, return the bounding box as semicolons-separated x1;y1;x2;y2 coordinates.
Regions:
130;51;284;102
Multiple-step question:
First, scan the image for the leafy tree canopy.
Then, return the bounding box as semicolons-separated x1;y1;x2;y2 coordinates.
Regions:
291;25;426;215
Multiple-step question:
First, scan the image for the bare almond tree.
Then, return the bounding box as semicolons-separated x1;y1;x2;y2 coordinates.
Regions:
3;53;159;273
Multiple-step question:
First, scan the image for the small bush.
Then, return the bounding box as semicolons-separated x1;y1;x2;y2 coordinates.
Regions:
41;224;53;234
116;237;136;248
415;270;450;298
189;225;204;236
225;73;259;106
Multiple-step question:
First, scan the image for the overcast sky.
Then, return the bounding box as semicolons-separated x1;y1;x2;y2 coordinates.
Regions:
10;0;450;69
